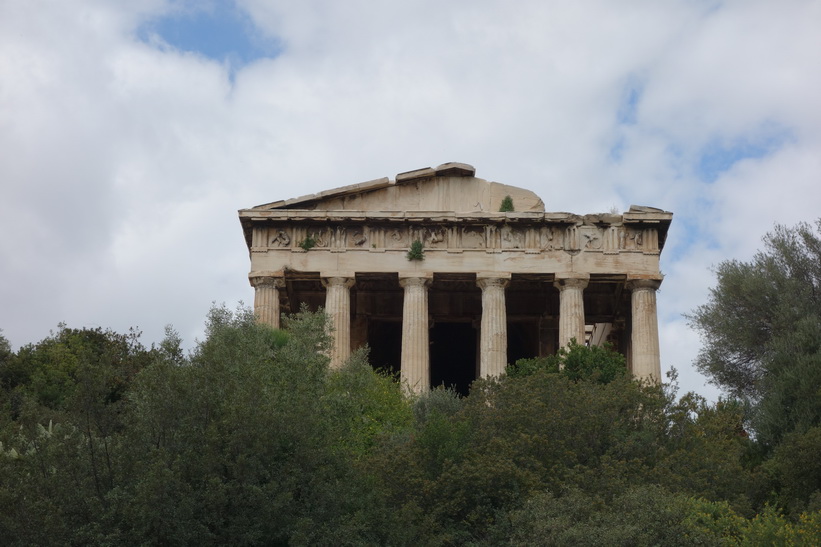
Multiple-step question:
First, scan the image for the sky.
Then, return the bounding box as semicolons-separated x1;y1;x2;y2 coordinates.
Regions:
2;0;820;400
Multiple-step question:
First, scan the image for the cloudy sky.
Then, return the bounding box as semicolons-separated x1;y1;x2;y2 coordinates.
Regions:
2;0;819;398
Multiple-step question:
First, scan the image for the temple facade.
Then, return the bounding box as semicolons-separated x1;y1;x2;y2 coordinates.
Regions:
239;163;671;393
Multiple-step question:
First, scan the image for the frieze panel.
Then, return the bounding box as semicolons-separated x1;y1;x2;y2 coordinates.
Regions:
501;225;525;249
540;226;562;251
462;227;485;249
270;229;292;248
350;228;368;248
259;222;658;256
300;226;329;249
628;227;642;250
386;227;408;249
424;227;446;248
580;226;603;250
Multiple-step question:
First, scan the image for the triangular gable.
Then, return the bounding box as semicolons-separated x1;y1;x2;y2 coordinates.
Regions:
248;163;545;213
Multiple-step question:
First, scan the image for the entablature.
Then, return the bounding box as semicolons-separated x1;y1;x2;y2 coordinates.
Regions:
242;210;670;257
240;209;672;255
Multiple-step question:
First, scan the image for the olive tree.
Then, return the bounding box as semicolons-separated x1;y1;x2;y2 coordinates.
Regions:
689;220;821;447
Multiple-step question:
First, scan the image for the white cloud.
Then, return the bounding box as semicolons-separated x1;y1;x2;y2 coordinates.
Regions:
1;0;819;401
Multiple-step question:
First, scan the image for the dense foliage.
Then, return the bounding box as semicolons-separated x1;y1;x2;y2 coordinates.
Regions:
689;220;821;453
1;259;820;545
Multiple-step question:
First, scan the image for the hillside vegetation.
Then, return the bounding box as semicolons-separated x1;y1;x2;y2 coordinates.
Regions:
1;221;820;545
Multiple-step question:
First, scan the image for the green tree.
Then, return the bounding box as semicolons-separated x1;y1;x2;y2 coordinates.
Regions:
506;486;728;546
109;304;411;545
766;426;821;513
0;326;155;545
370;363;755;543
689;220;821;448
507;340;627;384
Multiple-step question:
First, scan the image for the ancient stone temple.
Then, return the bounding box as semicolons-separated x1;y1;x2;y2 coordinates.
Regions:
239;163;672;394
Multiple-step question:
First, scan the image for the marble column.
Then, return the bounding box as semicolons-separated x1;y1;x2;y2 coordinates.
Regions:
554;273;589;349
322;276;355;369
399;275;432;393
249;273;285;329
627;277;663;383
477;274;510;378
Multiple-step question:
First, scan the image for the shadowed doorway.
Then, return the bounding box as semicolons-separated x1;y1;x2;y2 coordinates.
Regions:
367;321;401;376
430;322;477;396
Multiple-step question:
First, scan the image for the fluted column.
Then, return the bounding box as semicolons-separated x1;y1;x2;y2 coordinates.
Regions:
554;273;589;349
477;274;510;378
249;273;285;329
399;275;432;393
627;277;663;383
322;276;355;369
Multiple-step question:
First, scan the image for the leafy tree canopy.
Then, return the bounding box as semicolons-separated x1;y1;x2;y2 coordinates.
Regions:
2;302;821;544
689;220;821;447
507;339;627;384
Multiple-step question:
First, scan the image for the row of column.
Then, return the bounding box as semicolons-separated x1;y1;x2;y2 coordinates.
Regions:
250;272;663;391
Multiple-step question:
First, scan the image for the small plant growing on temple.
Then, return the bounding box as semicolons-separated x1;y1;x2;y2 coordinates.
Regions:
407;239;425;261
499;195;514;212
299;234;317;251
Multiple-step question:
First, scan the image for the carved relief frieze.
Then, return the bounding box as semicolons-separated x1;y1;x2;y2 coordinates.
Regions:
350;228;368;248
580;226;603;251
540;226;563;251
386;227;408;249
619;227;642;251
300;226;329;249
424;226;446;248
462;227;485;249
501;225;525;249
270;229;292;248
259;220;660;257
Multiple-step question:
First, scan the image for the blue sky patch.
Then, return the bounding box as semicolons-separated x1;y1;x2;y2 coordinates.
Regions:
609;81;643;161
616;85;642;126
608;136;625;162
138;1;281;72
696;127;791;183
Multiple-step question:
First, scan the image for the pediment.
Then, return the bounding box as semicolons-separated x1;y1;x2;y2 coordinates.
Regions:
249;163;545;214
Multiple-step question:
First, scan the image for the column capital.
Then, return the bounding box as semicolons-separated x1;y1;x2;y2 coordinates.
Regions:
626;276;663;291
476;272;511;290
553;273;589;290
321;276;356;289
249;272;285;289
399;273;433;288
